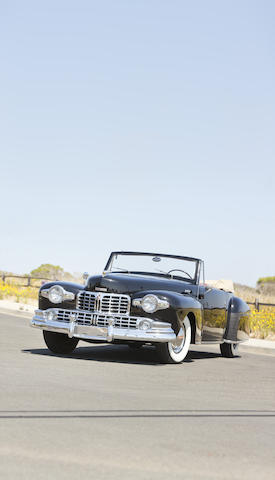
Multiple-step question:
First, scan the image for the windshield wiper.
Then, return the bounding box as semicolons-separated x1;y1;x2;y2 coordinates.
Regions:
156;269;172;276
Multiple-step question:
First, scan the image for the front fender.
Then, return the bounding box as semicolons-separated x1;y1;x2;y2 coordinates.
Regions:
39;281;84;310
132;290;203;342
132;290;201;309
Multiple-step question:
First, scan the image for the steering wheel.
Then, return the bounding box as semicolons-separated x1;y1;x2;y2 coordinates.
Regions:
167;269;192;279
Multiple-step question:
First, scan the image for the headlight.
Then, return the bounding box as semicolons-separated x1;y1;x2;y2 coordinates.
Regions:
133;295;170;313
141;295;159;313
48;286;64;304
41;285;75;303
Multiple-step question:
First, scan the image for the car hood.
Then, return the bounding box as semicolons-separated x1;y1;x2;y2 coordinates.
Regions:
86;273;194;295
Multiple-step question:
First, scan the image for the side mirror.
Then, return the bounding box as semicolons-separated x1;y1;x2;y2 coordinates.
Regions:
82;272;89;283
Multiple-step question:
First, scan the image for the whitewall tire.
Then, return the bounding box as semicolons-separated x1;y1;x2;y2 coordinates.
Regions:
156;316;191;364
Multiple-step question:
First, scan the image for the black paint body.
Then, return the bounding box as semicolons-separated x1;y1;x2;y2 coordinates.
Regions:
39;270;250;345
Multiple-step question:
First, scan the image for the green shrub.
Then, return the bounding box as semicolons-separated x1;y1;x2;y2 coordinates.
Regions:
257;276;275;284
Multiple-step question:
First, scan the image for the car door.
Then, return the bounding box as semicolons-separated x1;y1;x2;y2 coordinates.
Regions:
200;287;228;342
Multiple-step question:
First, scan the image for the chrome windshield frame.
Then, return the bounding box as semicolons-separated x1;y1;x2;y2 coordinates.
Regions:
104;251;201;284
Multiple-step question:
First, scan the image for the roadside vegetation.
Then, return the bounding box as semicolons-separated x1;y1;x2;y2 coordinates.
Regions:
257;276;275;284
234;283;275;340
248;307;275;340
0;264;81;306
0;281;38;304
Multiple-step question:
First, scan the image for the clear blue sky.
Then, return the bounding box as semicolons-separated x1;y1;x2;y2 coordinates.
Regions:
1;0;274;285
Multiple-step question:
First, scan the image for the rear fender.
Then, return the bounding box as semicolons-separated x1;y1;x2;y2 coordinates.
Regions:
224;296;250;343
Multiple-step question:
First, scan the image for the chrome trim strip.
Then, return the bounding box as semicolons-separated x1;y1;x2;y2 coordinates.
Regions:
223;339;244;344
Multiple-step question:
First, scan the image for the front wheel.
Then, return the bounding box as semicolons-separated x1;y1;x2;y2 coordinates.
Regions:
43;330;79;354
220;342;239;358
156;316;191;364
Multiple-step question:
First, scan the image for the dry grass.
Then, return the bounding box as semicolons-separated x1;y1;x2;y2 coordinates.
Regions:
234;283;275;304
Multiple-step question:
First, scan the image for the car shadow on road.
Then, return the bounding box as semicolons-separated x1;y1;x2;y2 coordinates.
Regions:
22;344;221;365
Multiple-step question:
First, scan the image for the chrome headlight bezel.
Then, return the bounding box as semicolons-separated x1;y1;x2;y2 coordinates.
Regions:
41;285;75;304
133;294;170;313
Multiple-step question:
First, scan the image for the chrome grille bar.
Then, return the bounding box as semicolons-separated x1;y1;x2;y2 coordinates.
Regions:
56;309;137;329
77;292;130;315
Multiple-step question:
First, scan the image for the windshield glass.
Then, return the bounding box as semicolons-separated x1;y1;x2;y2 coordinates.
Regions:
106;253;198;283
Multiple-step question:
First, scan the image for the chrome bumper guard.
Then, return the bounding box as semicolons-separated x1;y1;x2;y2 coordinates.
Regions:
31;309;176;343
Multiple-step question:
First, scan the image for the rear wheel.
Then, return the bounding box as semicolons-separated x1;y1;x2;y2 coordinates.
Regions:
43;330;79;354
220;342;239;358
156;316;191;364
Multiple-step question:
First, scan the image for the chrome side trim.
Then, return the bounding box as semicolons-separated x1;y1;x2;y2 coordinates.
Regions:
223;339;245;344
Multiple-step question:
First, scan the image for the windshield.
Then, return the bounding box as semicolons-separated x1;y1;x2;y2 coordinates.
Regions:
105;252;199;283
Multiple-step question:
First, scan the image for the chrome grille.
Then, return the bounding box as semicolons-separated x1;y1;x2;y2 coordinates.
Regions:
57;310;92;325
56;310;137;329
100;294;130;314
96;315;137;329
77;291;130;315
76;292;97;312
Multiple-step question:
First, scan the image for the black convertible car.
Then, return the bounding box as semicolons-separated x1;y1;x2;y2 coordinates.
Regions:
31;251;250;363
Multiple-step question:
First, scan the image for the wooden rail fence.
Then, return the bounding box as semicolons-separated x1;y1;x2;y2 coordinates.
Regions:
1;275;52;288
245;300;275;312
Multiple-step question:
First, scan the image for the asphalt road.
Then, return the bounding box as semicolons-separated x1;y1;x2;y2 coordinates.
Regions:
1;310;275;480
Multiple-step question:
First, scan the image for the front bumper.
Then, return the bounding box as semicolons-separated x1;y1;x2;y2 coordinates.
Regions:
31;309;176;343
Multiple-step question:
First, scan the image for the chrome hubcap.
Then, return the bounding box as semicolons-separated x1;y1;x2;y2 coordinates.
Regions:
171;327;185;354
